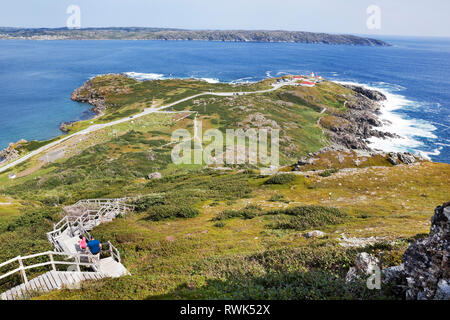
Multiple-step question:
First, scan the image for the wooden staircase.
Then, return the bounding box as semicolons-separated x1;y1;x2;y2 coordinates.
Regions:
1;271;107;300
0;198;134;300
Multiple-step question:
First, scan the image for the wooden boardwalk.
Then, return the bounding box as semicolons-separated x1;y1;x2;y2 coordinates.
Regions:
0;198;134;300
1;271;107;300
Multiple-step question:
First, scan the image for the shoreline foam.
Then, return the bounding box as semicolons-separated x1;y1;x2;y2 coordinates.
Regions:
336;81;439;160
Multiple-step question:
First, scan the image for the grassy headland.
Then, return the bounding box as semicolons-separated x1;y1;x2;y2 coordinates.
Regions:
0;75;448;299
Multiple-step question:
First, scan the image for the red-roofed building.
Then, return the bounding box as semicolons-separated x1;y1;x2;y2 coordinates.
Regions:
300;81;315;87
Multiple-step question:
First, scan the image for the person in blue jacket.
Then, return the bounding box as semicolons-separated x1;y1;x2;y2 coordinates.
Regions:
87;237;102;256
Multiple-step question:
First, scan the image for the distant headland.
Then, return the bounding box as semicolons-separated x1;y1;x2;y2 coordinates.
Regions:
0;27;390;46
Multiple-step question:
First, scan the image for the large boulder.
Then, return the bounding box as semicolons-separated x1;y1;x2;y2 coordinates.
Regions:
400;202;450;300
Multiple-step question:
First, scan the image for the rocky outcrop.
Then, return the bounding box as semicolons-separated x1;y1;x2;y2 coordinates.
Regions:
0;139;27;164
402;202;450;300
382;202;450;300
346;252;380;282
304;230;326;238
71;80;108;116
59;121;75;133
147;172;162;179
321;85;397;151
387;152;423;165
343;85;387;101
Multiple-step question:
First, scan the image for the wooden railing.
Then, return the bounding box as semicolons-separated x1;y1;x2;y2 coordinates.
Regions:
107;241;121;263
1;198;133;291
0;251;100;284
48;199;134;248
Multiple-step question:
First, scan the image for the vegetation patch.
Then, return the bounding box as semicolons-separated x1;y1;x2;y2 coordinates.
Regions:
267;206;347;231
319;168;339;177
264;174;296;185
213;205;263;221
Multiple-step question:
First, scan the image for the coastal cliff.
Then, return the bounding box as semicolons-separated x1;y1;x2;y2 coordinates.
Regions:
319;84;397;151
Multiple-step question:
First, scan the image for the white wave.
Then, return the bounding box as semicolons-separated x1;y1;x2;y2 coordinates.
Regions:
124;72;165;81
418;147;443;160
435;142;450;147
230;77;257;84
336;80;438;156
197;77;220;84
124;72;222;84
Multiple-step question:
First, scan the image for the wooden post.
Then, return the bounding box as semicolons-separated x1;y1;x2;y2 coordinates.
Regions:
75;255;81;272
49;253;56;271
18;256;28;284
66;216;73;236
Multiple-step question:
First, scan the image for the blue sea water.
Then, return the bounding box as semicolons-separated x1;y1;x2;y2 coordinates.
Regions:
0;37;449;163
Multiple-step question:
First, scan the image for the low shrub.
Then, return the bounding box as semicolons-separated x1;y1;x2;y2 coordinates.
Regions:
213;205;262;221
267;206;346;231
146;205;200;221
268;194;286;202
264;174;296;185
318;168;338;177
214;221;226;228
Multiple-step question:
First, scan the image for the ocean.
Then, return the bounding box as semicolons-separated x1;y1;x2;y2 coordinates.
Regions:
0;37;449;163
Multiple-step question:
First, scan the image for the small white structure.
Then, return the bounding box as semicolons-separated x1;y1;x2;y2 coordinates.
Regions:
8;173;16;179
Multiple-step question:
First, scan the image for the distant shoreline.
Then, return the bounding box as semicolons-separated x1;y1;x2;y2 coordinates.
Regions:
0;27;390;46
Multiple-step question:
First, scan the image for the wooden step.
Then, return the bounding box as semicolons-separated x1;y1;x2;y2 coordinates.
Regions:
0;270;107;300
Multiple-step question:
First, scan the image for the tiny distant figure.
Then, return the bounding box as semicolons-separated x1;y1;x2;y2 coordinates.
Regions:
87;237;102;256
79;235;87;252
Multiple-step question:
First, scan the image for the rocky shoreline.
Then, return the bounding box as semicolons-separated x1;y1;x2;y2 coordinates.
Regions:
294;84;426;169
0;139;27;165
59;79;109;132
324;84;399;150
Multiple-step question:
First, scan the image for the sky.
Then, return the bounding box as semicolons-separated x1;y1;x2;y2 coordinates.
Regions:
0;0;449;37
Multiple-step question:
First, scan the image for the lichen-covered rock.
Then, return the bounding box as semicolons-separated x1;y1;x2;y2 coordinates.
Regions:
304;230;326;238
434;279;450;300
382;264;405;285
401;202;450;300
346;252;380;282
398;152;417;165
147;172;162;179
387;152;400;165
